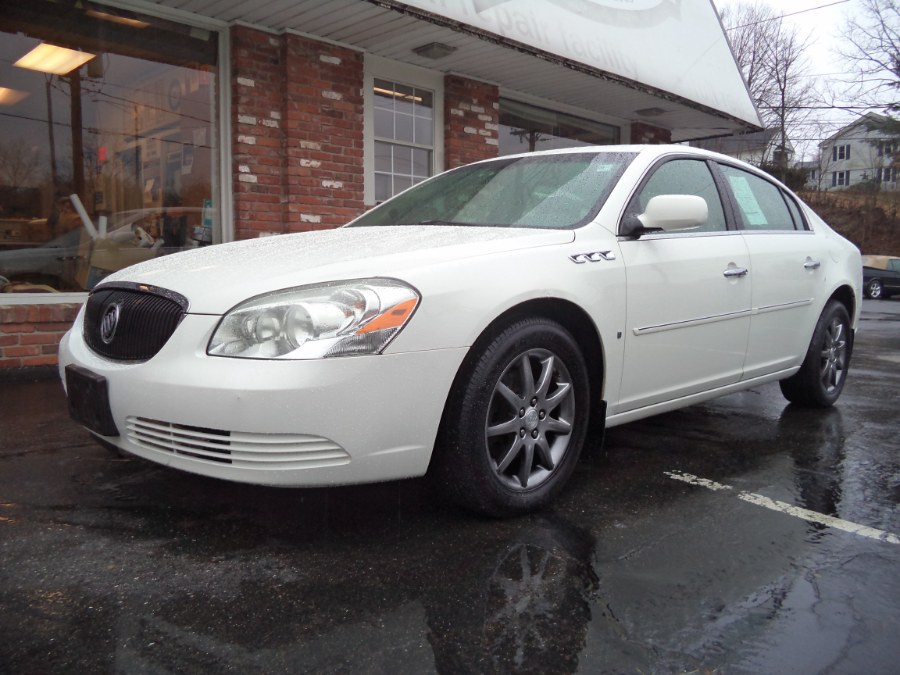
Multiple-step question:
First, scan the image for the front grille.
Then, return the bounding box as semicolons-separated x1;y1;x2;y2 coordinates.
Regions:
84;283;187;361
126;417;351;469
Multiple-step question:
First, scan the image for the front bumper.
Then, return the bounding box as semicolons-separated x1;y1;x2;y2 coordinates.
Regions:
59;313;466;486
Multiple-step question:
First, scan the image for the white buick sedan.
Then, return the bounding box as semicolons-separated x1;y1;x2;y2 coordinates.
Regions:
59;146;862;516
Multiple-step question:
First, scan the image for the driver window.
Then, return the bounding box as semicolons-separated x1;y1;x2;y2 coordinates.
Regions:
635;159;727;232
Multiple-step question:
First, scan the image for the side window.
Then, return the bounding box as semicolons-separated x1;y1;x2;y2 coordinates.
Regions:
720;165;797;231
633;159;727;232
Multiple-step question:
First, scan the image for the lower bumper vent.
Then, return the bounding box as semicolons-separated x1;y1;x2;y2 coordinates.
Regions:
126;417;350;469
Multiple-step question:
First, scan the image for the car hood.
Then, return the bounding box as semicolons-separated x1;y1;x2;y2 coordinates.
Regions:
98;225;575;314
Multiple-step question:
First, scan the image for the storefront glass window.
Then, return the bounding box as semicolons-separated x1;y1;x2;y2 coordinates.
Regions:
499;99;618;156
373;78;433;202
0;1;219;294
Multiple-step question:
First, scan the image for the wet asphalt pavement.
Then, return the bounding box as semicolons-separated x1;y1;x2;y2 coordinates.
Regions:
1;300;898;674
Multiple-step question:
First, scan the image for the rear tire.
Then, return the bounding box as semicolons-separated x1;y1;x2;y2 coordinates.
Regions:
779;300;852;408
865;278;883;300
430;318;590;517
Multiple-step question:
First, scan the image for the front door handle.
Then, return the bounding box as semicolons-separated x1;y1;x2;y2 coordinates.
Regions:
723;267;749;278
804;259;821;270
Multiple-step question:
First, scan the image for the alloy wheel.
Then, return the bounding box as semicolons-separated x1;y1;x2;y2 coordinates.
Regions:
485;348;576;490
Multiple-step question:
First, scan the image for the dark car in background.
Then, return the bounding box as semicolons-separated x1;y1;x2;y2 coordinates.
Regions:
862;255;900;299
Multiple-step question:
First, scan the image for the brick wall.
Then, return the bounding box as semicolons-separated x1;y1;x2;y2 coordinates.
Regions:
445;76;500;169
630;121;672;144
284;34;365;230
231;26;287;240
231;26;365;239
0;304;80;370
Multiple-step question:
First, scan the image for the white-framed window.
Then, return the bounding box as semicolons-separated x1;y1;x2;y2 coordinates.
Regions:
363;56;443;205
877;141;894;157
877;167;896;182
832;171;850;186
832;144;851;161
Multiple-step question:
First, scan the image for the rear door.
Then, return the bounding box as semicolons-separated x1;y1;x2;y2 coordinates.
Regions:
718;164;826;379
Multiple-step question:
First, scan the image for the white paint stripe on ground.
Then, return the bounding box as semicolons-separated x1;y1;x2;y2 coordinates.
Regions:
665;471;900;545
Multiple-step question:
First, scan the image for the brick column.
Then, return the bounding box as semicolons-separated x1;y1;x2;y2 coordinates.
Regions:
231;26;287;240
283;35;365;230
445;76;500;169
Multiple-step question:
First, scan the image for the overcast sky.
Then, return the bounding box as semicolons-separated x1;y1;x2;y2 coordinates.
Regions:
712;0;866;157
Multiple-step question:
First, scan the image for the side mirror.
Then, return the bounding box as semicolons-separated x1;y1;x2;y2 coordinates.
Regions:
621;195;709;237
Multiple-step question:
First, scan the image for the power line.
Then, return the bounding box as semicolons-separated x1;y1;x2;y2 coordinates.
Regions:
724;0;851;31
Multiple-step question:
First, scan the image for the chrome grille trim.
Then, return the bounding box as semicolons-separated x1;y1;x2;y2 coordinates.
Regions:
84;284;188;362
126;417;350;468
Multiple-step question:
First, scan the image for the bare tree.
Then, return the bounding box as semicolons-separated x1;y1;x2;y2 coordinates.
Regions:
0;138;43;187
836;0;899;115
720;1;816;177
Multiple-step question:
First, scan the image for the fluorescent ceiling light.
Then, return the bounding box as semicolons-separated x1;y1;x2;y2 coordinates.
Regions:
14;44;96;76
373;87;423;103
85;9;150;29
0;87;29;106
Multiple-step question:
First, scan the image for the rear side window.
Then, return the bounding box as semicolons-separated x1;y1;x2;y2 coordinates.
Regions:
720;165;800;231
783;193;808;230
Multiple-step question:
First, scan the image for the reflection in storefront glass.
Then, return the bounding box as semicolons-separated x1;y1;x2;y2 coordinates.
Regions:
0;1;218;294
499;98;619;156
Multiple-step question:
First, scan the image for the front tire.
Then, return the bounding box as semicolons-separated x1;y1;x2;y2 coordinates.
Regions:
431;318;590;517
779;300;852;408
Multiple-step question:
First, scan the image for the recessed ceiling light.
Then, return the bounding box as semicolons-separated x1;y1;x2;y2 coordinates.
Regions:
85;9;150;29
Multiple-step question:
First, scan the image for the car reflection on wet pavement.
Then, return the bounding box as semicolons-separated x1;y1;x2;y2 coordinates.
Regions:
1;300;898;673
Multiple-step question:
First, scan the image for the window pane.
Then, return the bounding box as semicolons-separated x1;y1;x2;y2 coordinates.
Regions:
498;98;618;156
394;113;414;143
635;160;727;232
721;165;795;231
374;108;393;139
374;142;392;172
374;79;394;109
415;89;434;115
414;117;433;145
0;1;219;293
394;83;415;116
412;148;430;178
374;173;391;202
393;146;413;175
393;175;412;194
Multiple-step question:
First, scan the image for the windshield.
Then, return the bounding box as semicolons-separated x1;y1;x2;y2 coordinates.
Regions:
349;151;636;229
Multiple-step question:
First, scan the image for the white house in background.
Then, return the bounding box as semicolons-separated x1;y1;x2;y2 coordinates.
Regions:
818;112;898;191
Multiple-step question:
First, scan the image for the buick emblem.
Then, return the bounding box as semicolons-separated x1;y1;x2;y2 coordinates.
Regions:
100;303;122;345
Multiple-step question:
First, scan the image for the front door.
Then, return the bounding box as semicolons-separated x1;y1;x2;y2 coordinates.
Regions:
616;158;752;413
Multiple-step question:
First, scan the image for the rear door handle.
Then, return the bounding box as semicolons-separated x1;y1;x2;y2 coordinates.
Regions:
723;267;749;278
804;259;821;270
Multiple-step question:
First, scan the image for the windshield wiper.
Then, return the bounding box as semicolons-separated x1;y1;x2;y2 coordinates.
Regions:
415;219;469;226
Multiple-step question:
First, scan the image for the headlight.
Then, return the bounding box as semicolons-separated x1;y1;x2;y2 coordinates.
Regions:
208;279;419;359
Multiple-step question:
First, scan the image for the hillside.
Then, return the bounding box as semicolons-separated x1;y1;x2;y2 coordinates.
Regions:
800;191;900;256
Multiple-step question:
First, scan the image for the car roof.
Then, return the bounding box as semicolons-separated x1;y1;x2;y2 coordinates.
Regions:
467;144;785;189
